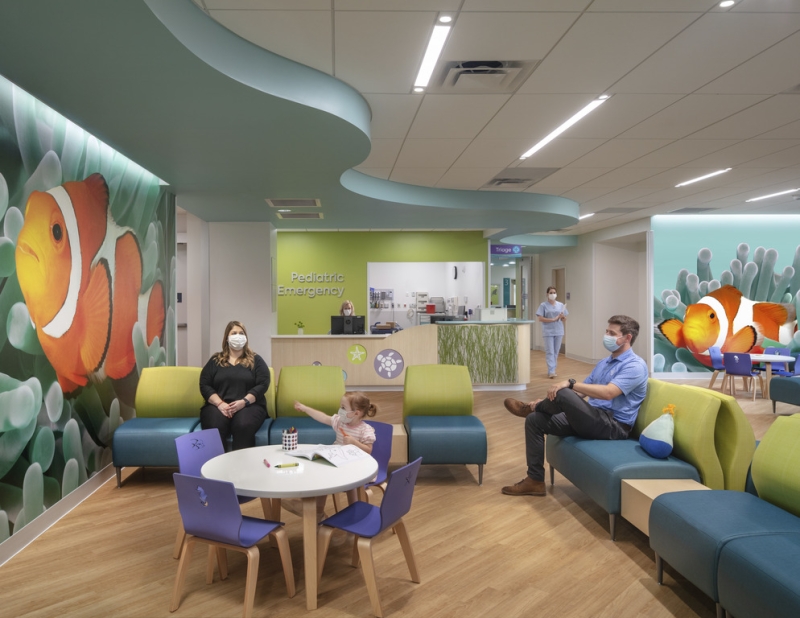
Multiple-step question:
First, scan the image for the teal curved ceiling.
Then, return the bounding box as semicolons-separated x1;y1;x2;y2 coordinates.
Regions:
0;0;577;245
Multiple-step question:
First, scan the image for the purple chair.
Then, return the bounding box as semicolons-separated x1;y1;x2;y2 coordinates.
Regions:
763;347;796;377
173;429;255;559
318;458;422;617
360;421;393;501
723;352;764;401
707;346;727;391
170;473;295;618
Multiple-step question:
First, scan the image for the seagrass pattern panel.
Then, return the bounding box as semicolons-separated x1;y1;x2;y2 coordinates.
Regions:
438;325;517;383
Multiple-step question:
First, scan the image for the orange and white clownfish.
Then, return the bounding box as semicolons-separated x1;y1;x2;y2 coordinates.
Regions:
15;173;165;394
658;284;796;365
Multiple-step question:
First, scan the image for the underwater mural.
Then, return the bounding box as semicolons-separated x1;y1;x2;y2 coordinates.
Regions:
0;74;175;543
652;216;800;373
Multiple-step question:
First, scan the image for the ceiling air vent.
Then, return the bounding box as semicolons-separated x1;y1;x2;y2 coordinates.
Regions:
481;167;560;191
426;60;540;94
265;198;321;208
276;212;324;220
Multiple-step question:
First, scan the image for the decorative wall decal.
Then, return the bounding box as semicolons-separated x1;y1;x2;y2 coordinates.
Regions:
374;349;404;379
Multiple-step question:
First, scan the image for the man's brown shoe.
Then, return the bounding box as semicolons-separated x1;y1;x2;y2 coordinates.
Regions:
504;398;534;418
502;477;546;496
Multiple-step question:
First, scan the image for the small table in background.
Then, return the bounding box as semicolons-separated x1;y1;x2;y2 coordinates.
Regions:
749;353;795;399
202;444;378;610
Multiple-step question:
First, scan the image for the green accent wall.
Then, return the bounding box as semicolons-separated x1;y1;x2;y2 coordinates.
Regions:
277;231;488;334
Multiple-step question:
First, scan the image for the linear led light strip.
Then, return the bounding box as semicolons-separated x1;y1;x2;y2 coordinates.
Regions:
519;95;610;160
675;168;731;187
414;19;453;91
745;188;800;202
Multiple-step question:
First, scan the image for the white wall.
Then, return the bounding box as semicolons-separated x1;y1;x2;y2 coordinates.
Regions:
186;212;210;367
209;222;274;365
367;261;485;329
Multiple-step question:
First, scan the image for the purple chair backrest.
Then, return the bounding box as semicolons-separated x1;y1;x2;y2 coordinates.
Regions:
379;457;422;530
365;420;393;485
709;346;724;371
764;347;791;372
723;352;753;376
173;473;243;546
175;429;225;476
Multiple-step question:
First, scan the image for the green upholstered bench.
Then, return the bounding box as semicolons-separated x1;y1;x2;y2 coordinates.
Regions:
403;364;487;485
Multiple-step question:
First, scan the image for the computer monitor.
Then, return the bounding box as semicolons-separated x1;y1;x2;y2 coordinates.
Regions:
331;315;365;335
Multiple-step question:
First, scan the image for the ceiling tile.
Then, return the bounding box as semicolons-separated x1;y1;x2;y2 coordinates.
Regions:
529;168;613;191
520;13;699;94
452;139;532;168
395;139;472;168
389;168;447;186
516;138;607;168
407;94;510;139
620;95;768;139
561;187;615;203
352;168;391;179
758;119;800;139
437;167;503;190
568;139;673;167
681;139;800;168
731;143;800;168
579;167;668;189
567;95;684;139
335;11;435;94
690;95;800;140
357;138;403;168
588;0;715;10
209;9;333;74
206;1;331;8
624;139;738;168
699;32;800;94
583;187;663;208
362;94;423;139
462;0;591;10
478;94;600;140
731;0;800;12
613;14;800;94
336;0;461;10
443;12;579;61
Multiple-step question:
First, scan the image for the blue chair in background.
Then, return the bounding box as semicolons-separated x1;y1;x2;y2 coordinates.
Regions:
173;429;257;560
763;347;796;377
707;346;727;391
170;473;295;618
360;421;393;502
318;458;423;617
723;353;764;401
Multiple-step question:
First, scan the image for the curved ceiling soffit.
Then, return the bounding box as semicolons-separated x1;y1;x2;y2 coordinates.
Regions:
340;170;580;241
498;234;578;252
146;0;579;238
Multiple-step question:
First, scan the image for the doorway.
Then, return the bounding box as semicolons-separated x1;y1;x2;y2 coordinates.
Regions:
553;267;566;353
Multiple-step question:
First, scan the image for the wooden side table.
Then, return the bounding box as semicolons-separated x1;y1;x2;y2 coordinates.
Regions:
621;478;710;536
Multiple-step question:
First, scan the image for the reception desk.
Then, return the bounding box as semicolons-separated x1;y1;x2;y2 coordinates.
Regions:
271;321;532;389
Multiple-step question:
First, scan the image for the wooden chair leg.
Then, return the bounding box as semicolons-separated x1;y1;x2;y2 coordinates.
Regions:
356;537;384;618
352;534;361;568
173;523;186;559
271;527;296;598
317;525;335;584
242;547;260;618
206;546;216;584
393;519;420;583
170;537;196;612
708;370;719;390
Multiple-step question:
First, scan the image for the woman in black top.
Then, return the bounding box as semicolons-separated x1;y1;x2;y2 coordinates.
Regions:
199;321;269;450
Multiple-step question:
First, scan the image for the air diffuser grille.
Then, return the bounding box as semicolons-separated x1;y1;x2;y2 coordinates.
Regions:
266;198;321;208
276;212;324;219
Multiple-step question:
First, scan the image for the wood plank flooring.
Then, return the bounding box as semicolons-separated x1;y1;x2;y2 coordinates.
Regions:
0;352;786;618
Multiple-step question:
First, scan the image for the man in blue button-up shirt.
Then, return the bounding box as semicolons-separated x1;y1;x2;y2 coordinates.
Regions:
502;315;648;497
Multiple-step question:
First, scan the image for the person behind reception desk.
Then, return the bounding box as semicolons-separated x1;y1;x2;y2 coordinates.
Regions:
199;320;269;450
340;300;355;316
536;286;568;379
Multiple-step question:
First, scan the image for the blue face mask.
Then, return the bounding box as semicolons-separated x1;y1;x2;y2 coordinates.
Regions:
603;334;622;352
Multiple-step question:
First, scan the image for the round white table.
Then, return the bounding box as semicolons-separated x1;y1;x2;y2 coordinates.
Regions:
201;444;378;610
748;353;795;399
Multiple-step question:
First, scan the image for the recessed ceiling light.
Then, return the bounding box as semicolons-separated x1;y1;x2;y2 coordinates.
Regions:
508;261;516;265
438;15;453;23
490;263;494;266
413;87;424;93
520;95;611;160
579;213;595;220
414;24;451;88
675;168;732;188
278;209;291;212
719;1;735;7
502;263;509;267
745;188;800;202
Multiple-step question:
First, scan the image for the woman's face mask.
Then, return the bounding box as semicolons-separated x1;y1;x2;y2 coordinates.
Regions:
228;333;247;350
343;309;352;316
548;293;557;301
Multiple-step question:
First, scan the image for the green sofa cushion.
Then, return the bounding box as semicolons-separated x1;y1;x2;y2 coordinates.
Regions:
634;379;724;490
403;364;473;417
752;415;800;517
275;365;345;417
134;367;205;418
684;385;756;491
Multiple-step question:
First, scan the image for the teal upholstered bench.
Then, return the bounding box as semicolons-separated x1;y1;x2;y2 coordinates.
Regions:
403;364;487;485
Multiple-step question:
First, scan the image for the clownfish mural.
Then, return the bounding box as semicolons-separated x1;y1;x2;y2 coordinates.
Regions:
658;284;796;366
14;173;165;394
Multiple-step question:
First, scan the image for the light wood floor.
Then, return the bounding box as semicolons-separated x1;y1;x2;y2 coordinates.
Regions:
1;352;788;618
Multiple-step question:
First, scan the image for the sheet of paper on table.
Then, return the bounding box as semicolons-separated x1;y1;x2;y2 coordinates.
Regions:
288;444;371;467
